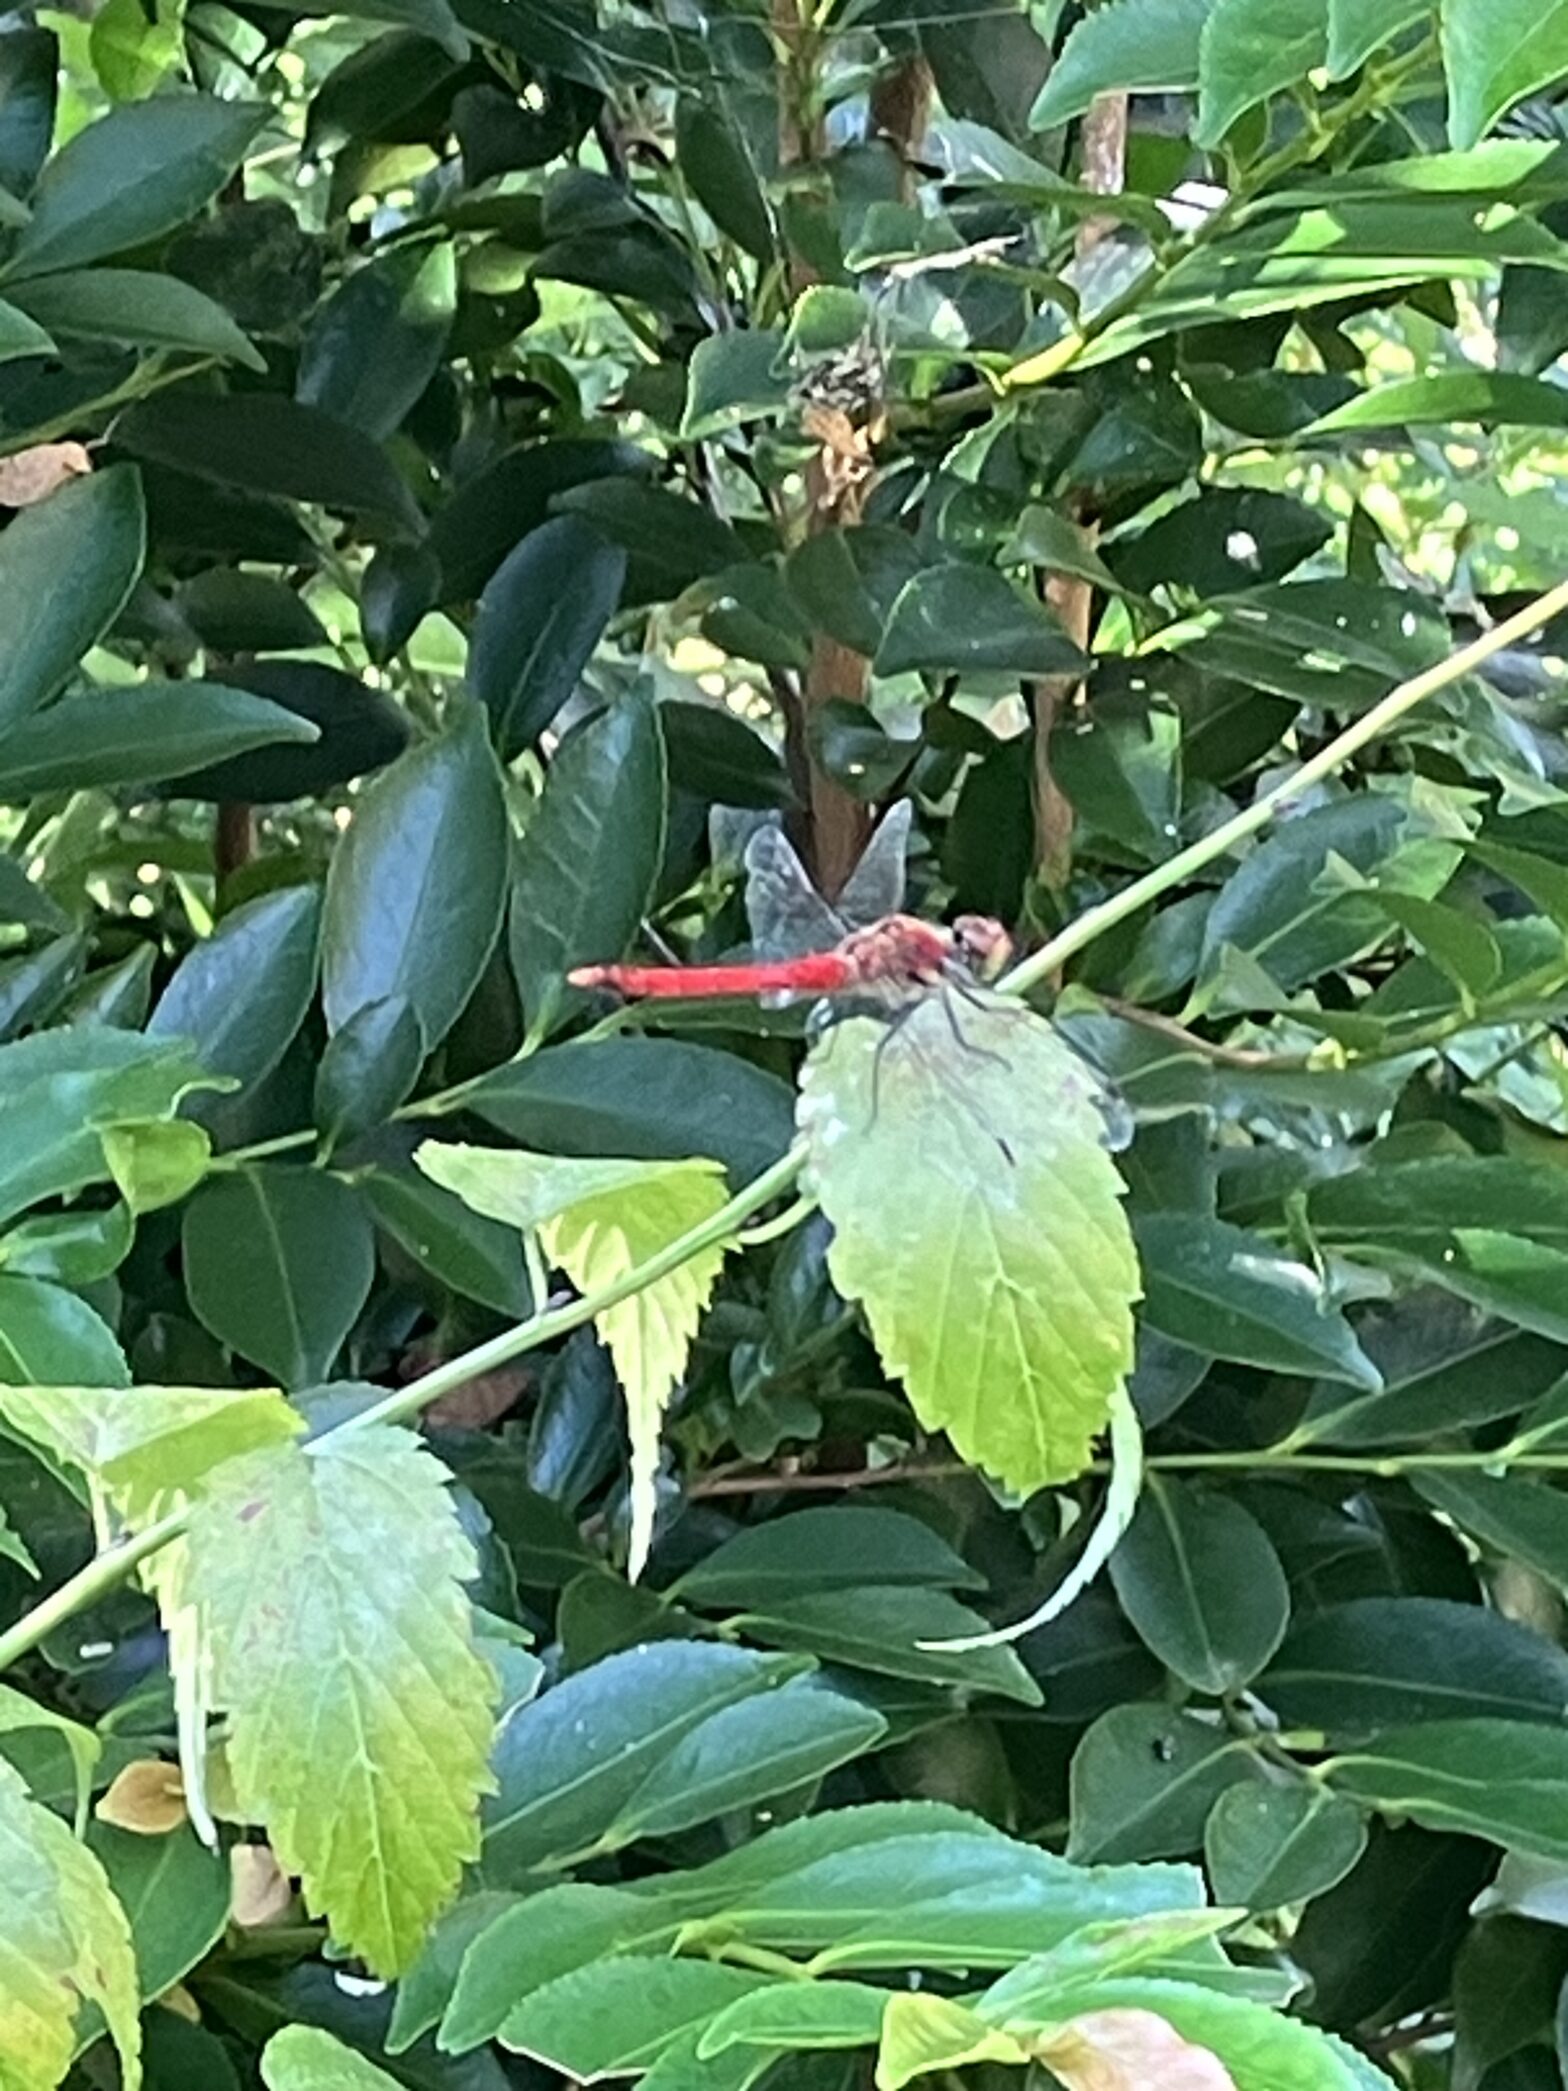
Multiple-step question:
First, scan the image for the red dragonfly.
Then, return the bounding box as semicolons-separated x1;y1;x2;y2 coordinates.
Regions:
567;805;1014;1010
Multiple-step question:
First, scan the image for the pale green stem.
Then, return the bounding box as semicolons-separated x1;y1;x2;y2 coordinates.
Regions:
1003;574;1568;999
0;1147;805;1673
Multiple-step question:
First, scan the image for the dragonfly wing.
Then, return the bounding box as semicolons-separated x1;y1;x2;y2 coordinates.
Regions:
744;822;845;962
836;799;911;930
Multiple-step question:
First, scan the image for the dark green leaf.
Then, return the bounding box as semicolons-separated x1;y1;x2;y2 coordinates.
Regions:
1068;1706;1260;1864
660;701;793;810
360;543;441;666
681;331;791;439
298;243;457;440
675;1507;985;1607
88;1821;231;2003
1412;1472;1568;1592
165;661;411;802
499;1960;771;2076
509;690;666;1036
0;463;145;732
117;391;423;538
183;1166;375;1386
5;95;267;278
1109;1477;1290;1693
8;269;263;370
430;438;654;603
734;1587;1043;1705
0;681;317;800
365;1165;531;1319
675;96;773;261
787;527;923;658
322;705;507;1052
553;481;747;600
313;998;424;1147
468;516;626;758
1327;1720;1568;1861
0;29;57;199
1262;1598;1568;1739
1136;1214;1382;1387
1204;1783;1367;1912
469;1037;795;1187
875;566;1088;678
176;570;326;654
149;884;320;1099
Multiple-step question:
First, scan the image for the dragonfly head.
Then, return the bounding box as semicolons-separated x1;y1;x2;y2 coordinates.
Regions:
951;914;1012;982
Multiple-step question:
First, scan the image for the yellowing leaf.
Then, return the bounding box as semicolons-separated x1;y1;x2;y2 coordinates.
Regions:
95;1759;187;1836
1035;2008;1237;2091
154;1427;498;1975
877;1994;1030;2091
417;1144;734;1578
101;1119;211;1215
797;1000;1140;1494
0;1382;301;1525
0;1756;141;2091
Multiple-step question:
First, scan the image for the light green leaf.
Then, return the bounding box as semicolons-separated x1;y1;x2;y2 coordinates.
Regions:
1327;0;1432;78
701;1979;889;2057
6;94;266;279
1326;1718;1568;1861
262;2026;402;2090
102;1118;210;1215
1196;0;1329;149
1444;0;1568;150
878;1995;1027;2090
417;1142;733;1578
8;267;262;368
797;1000;1139;1495
1109;1477;1290;1694
1031;0;1213;130
0;1508;37;1577
0;464;144;733
155;1427;498;1975
501;1959;773;2074
1305;371;1568;435
0;1755;141;2091
0;1380;300;1525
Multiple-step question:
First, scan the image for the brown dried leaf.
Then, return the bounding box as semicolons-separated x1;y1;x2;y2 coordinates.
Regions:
1036;2009;1237;2091
230;1841;295;1929
95;1757;188;1835
0;441;93;507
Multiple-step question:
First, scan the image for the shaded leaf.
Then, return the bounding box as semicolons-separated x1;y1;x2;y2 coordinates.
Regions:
468;515;626;758
0;681;318;800
1109;1478;1290;1694
0;463;144;732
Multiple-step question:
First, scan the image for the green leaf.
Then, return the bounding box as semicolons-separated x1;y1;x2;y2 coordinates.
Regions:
182;1167;375;1387
877;1995;1027;2089
673;1507;985;1606
177;570;328;652
874;566;1088;679
1003;506;1124;591
1292;1320;1566;1451
1260;1597;1568;1738
1135;1215;1381;1388
0;1757;141;2091
262;2027;402;2091
1306;371;1568;435
1069;1706;1260;1863
681;330;791;439
468;516;627;758
116;392;423;538
5;95;266;279
661;699;794;810
1196;0;1329;149
89;0;184;100
1031;0;1212;130
0;1380;300;1524
88;1820;230;2004
0;1685;98;1827
1411;1471;1568;1592
675;95;774;261
509;690;667;1037
0;464;144;732
480;1641;802;1882
786;526;923;657
386;1888;518;2053
0;1274;127;1387
554;481;747;600
101;1118;211;1214
607;1678;888;1844
322;705;507;1052
162;662;408;804
1109;1477;1290;1693
148;885;320;1100
1204;1784;1368;1911
1326;1719;1568;1862
701;1979;888;2057
0;1510;37;1576
313;997;424;1145
365;1166;532;1319
798;1001;1139;1496
8;268;262;369
469;1037;795;1187
1444;0;1568;150
734;1586;1043;1705
155;1427;497;1976
0;29;56;200
501;1959;774;2075
1326;0;1431;77
417;1144;733;1577
0;681;319;800
1371;890;1501;998
428;437;655;603
297;243;457;440
360;542;439;665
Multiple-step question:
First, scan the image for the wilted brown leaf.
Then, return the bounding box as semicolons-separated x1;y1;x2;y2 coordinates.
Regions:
1036;2008;1236;2091
95;1757;188;1835
230;1841;294;1929
0;441;93;507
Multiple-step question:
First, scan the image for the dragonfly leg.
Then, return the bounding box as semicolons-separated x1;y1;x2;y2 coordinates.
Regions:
935;985;1010;1071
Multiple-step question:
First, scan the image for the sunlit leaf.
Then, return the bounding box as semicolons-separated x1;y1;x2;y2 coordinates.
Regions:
796;999;1139;1494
